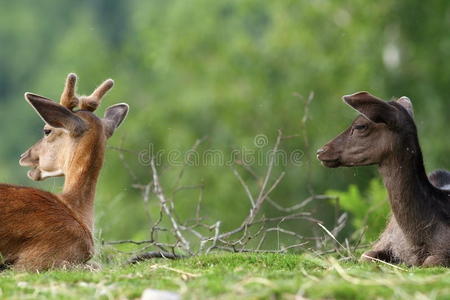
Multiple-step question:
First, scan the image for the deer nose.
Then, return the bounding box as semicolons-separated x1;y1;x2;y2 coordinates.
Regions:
316;147;328;155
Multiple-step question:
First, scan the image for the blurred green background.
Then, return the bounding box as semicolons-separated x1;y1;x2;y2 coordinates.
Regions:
0;0;448;245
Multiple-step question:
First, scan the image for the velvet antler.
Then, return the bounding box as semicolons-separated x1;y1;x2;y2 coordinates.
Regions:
79;79;114;112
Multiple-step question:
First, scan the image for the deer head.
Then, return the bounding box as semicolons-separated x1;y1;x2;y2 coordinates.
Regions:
19;73;129;181
317;91;416;168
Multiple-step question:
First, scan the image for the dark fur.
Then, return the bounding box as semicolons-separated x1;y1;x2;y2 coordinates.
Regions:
318;92;450;267
429;170;450;189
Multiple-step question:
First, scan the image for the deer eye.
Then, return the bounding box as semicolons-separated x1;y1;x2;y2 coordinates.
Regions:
354;124;368;131
43;129;52;136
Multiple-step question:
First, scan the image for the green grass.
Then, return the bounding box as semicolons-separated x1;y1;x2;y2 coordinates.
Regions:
1;253;450;299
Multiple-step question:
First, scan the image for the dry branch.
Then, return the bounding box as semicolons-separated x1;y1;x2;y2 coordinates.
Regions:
103;91;351;260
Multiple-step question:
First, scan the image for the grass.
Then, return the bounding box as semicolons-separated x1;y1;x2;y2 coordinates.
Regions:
1;252;450;299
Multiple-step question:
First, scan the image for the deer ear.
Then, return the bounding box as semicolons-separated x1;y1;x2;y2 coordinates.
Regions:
342;91;398;126
102;103;129;138
396;96;414;118
25;93;87;135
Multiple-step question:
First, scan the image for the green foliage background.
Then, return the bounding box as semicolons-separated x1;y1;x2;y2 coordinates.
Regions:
0;0;448;244
327;179;389;241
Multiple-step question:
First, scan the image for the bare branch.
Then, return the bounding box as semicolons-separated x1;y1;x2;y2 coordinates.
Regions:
104;92;350;261
150;158;191;253
232;167;255;206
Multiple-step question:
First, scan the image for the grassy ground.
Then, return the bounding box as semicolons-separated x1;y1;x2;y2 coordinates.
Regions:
1;253;450;299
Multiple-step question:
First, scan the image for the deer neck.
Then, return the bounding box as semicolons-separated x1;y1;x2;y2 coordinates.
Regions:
61;134;106;231
378;135;437;240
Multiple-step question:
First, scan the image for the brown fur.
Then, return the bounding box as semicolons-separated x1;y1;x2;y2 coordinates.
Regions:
1;74;128;271
0;184;93;270
317;92;450;267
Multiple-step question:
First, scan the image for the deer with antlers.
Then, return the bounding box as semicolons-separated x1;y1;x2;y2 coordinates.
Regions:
0;73;128;271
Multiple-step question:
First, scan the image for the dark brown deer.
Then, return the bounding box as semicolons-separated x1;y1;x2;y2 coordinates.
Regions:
317;92;450;267
0;73;128;271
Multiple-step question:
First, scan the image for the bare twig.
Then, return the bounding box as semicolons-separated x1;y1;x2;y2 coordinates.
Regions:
103;91;355;261
150;158;191;253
